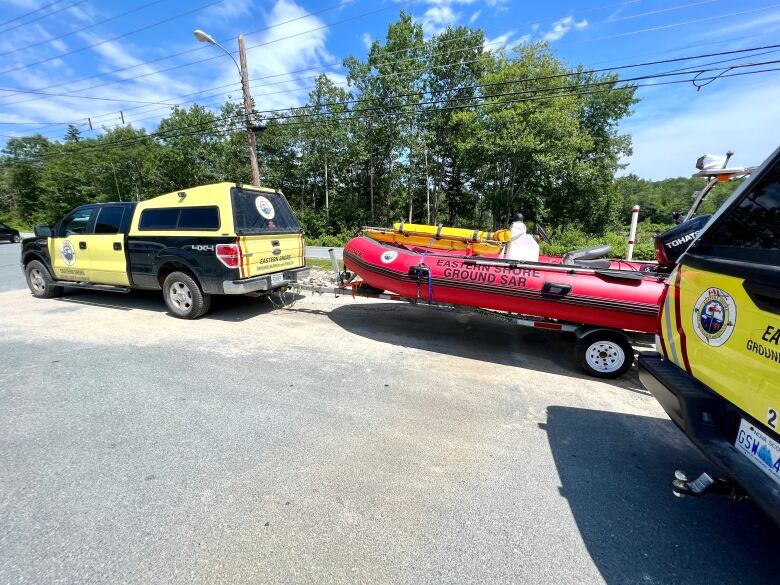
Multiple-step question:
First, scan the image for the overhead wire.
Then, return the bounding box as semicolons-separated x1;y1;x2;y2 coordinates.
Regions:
0;0;642;109
0;0;89;34
0;0;170;58
18;63;780;162
0;0;226;77
0;0;68;28
8;40;780;135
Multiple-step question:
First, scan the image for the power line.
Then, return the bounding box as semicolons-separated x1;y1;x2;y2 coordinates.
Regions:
0;0;88;34
0;0;66;28
6;41;779;132
0;0;638;109
0;0;170;58
0;0;398;108
18;64;780;162
0;0;225;77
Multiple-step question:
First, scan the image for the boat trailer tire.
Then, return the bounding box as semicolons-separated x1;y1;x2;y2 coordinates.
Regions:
575;330;634;379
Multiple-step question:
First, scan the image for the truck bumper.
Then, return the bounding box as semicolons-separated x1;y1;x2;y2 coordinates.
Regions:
222;266;310;294
638;351;780;525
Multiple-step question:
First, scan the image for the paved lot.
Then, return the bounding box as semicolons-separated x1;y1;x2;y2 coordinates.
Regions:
0;241;776;584
306;246;343;260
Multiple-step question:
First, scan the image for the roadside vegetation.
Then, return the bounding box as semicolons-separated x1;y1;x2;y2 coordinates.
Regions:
0;13;741;261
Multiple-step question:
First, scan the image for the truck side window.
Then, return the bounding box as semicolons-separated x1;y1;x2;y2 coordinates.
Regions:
94;206;125;234
698;160;780;264
139;208;179;230
139;207;219;230
178;207;220;230
60;208;94;236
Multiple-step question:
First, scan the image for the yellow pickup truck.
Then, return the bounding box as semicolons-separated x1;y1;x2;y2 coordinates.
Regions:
21;182;308;318
639;147;779;524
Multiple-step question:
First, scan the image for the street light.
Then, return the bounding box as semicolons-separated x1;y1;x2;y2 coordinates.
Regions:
193;28;261;187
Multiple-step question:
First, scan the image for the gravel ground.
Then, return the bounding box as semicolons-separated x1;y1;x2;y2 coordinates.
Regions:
0;241;776;584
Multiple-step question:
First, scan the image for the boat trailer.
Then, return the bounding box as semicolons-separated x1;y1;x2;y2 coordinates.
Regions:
289;250;653;379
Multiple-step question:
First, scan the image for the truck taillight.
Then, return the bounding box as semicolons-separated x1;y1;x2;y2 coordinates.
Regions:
216;243;241;268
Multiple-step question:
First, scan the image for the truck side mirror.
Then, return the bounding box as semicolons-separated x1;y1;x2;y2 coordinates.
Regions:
34;225;52;238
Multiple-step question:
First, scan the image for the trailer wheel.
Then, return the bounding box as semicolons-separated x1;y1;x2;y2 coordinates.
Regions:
576;331;634;379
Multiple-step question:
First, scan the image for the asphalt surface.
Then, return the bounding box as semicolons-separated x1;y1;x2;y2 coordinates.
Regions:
306;246;343;260
0;240;776;584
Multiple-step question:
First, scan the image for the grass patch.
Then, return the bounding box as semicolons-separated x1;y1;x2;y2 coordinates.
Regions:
305;258;343;271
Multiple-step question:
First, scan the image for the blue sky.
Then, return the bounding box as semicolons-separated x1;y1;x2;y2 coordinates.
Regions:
1;0;779;178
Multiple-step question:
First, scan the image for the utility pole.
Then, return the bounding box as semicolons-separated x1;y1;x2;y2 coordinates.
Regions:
238;34;261;187
193;30;261;187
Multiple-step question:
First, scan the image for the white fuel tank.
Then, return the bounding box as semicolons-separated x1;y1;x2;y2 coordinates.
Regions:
504;214;539;262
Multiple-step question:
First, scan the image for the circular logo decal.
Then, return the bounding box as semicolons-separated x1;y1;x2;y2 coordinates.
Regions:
692;287;737;347
380;250;398;264
255;196;275;220
60;240;76;266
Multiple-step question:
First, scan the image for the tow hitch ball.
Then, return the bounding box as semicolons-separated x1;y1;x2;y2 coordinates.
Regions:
672;470;746;500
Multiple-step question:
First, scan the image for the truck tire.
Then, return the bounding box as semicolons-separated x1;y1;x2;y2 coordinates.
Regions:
163;271;211;319
25;260;64;299
576;331;634;379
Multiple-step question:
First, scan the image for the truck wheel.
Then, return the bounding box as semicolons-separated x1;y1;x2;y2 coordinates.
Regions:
163;271;210;319
576;331;634;379
25;260;64;299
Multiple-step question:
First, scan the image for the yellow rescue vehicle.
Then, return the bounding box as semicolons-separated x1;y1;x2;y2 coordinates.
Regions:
21;182;308;319
639;148;780;525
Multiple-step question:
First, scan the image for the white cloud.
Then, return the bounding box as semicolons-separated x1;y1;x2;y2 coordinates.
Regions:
49;39;68;52
421;5;459;36
0;0;342;138
200;0;254;21
542;16;588;42
484;0;508;8
469;10;481;24
226;0;338;112
622;80;780;179
361;32;372;50
697;10;780;39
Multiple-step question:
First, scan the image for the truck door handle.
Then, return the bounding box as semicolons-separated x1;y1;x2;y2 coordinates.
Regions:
113;242;122;251
743;280;780;315
79;241;87;250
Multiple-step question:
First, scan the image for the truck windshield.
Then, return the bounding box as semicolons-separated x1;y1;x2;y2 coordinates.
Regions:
231;188;302;234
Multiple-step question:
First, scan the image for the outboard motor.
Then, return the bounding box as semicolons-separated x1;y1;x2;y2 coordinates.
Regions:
654;214;710;270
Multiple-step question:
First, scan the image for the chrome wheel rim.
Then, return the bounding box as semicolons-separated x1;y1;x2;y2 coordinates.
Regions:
29;268;45;292
169;281;192;312
585;340;625;373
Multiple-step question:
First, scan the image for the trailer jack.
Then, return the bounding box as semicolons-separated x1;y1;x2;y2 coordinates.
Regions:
671;470;747;501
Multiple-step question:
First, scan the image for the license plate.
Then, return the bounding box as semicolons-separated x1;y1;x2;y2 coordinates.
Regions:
270;273;284;285
734;419;780;486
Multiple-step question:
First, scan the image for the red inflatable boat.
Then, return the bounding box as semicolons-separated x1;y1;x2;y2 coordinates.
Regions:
343;236;665;334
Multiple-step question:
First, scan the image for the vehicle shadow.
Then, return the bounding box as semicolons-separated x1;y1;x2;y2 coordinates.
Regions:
49;289;302;322
544;406;776;584
317;301;650;393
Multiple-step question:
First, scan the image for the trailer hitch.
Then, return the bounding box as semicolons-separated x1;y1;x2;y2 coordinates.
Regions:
671;470;747;501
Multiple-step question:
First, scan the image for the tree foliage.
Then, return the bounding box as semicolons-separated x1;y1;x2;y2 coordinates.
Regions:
1;14;645;237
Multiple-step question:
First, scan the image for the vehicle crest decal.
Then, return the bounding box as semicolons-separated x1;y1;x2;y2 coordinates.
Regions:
692;287;736;347
255;196;275;220
380;250;398;264
60;240;76;266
